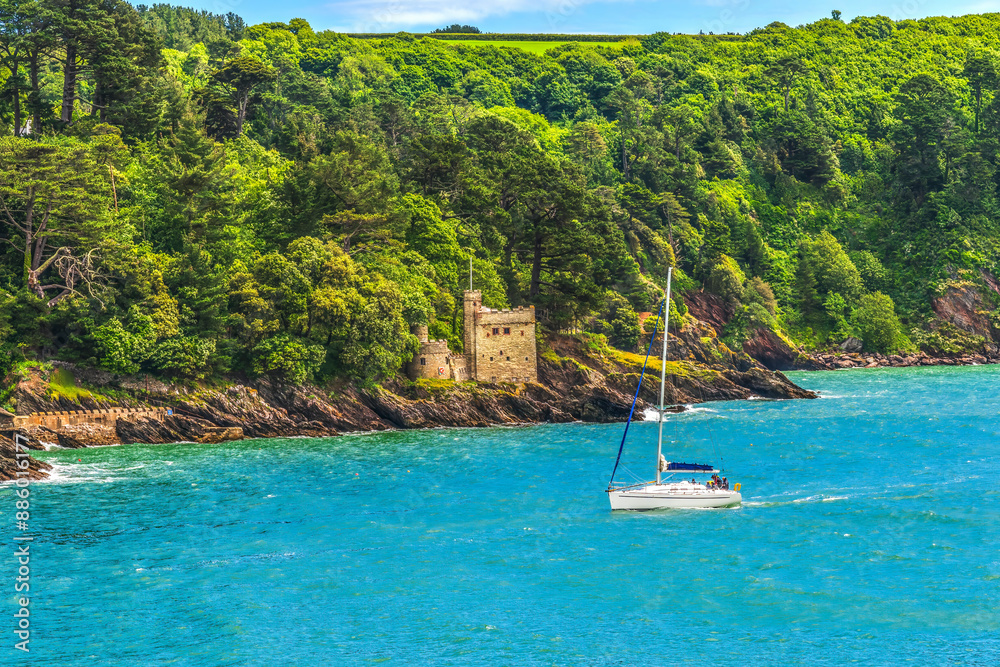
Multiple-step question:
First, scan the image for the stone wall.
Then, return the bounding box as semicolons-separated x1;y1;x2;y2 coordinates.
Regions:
472;307;537;383
407;340;453;380
450;355;468;381
10;408;167;430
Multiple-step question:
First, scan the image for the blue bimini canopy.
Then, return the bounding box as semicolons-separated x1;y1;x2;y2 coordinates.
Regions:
664;461;715;472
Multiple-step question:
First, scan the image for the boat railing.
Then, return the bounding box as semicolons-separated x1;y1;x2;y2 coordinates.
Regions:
606;481;651;492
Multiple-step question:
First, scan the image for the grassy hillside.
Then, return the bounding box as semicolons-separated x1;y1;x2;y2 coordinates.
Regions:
432;39;625;54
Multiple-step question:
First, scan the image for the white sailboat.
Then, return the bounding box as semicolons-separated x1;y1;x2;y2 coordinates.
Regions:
606;267;742;510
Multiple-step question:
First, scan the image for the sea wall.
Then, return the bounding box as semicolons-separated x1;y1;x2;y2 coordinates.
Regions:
11;408;167;430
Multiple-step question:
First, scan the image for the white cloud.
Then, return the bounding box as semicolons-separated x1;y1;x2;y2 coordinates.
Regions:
328;0;625;32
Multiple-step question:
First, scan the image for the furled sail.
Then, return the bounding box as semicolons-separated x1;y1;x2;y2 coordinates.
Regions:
663;461;714;472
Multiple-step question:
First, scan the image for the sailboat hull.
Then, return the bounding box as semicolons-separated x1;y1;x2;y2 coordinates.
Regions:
608;484;742;510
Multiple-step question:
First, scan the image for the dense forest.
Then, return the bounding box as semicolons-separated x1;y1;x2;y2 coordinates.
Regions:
1;3;999;387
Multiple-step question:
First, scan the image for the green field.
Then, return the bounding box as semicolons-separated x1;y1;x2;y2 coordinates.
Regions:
432;39;622;53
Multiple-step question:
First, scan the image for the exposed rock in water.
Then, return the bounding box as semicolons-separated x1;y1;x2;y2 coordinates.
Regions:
198;427;244;444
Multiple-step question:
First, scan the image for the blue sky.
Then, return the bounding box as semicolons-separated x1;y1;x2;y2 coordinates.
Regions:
188;0;1000;34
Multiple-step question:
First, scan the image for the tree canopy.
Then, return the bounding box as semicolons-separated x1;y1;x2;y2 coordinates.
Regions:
3;7;1000;384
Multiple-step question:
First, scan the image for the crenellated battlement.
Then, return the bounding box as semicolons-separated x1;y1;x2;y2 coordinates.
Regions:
478;307;536;326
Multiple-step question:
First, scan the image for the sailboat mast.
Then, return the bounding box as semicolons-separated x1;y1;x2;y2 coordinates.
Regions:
655;267;672;485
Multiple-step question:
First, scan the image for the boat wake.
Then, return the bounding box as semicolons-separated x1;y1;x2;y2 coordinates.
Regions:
744;494;850;507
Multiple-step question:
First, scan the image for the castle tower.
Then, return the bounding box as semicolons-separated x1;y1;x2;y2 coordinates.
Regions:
412;323;429;343
463;290;481;379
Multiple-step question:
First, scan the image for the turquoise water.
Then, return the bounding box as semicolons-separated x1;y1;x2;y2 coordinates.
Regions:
5;365;1000;665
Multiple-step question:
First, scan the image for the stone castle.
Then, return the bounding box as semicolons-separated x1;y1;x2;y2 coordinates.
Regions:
406;290;537;384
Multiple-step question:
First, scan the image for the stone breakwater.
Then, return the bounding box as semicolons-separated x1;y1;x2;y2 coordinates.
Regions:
1;331;817;481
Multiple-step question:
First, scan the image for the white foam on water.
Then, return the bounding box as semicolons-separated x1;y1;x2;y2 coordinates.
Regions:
642;404;716;421
31;462;121;485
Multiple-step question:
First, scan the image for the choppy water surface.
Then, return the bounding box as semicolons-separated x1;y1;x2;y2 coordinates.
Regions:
6;365;1000;664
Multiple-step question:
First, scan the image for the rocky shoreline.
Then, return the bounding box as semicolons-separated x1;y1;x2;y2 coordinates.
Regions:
801;349;1000;371
7;318;1000;482
2;329;816;481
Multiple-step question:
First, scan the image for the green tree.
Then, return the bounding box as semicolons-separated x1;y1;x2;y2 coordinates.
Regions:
93;305;155;373
851;292;903;352
766;55;806;113
892;74;955;206
136;113;230;252
0;0;37;136
597;291;640;349
801;231;864;302
0;135;122;305
963;51;996;134
149;336;217;379
211;55;276;136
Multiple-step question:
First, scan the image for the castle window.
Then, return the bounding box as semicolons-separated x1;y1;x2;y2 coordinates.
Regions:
507;356;510;361
492;327;499;335
490;357;494;361
521;331;524;336
499;350;503;355
525;357;529;361
503;327;510;335
420;358;426;366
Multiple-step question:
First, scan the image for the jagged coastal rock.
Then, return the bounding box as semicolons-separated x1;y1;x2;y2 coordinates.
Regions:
0;432;51;481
